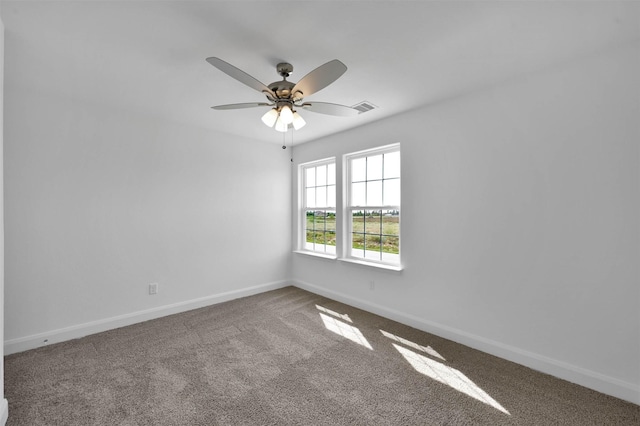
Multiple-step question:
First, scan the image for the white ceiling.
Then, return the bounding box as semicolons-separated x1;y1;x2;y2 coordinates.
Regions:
2;1;638;145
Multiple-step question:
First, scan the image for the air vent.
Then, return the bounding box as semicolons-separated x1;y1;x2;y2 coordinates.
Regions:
352;101;377;114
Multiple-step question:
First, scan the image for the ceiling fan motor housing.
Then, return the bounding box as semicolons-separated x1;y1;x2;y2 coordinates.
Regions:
268;80;296;100
269;63;298;101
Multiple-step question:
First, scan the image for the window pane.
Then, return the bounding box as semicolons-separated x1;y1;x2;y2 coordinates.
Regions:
352;232;365;258
383;178;400;206
384;151;400;179
367;154;383;180
365;234;382;253
306;167;315;187
301;160;337;255
326;231;336;247
326;211;336;232
314;212;326;231
351;247;365;259
314;231;326;245
327;185;336;207
364;210;382;234
352;211;365;233
325;243;336;255
382;236;399;254
382;212;399;236
352;182;365;206
351;157;366;182
367;181;383;206
316;186;327;208
381;251;400;263
306;188;316;208
327;163;336;185
317;164;327;186
365;250;383;261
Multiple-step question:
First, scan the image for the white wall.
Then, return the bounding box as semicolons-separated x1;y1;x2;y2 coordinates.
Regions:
291;42;640;404
3;85;292;353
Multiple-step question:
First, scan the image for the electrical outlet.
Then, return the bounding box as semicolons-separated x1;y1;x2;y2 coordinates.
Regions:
149;283;158;295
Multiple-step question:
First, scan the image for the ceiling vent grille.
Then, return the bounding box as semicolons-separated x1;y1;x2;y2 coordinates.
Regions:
352;101;377;114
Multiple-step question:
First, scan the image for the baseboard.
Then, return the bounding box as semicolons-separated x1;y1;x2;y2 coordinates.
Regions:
293;279;640;405
0;398;8;426
4;280;290;356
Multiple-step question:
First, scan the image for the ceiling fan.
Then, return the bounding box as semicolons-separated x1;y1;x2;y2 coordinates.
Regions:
206;57;359;132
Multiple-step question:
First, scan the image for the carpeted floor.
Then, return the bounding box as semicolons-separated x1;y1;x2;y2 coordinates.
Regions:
4;286;639;425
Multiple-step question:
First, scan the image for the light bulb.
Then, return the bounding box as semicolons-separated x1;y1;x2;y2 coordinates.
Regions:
279;105;294;125
261;108;278;127
292;111;306;130
275;116;288;132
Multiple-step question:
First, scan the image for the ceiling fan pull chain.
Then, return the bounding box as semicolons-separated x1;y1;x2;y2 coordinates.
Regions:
282;127;287;150
290;128;294;163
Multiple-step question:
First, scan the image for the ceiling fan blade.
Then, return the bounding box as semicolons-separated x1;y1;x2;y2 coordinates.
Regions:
212;102;272;110
300;102;359;117
291;60;347;100
206;57;275;97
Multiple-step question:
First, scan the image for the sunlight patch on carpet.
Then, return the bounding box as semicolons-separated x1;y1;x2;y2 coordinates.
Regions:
319;312;373;350
316;305;353;323
393;344;510;415
380;330;446;361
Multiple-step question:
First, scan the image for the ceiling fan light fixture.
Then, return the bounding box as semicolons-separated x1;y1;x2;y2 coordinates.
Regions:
261;108;278;127
274;116;289;132
292;111;306;130
279;105;294;125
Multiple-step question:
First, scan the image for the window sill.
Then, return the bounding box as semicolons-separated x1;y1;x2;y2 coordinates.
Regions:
293;251;403;271
293;250;337;261
338;257;403;272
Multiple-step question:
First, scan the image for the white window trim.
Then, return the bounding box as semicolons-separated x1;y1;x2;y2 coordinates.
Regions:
298;157;337;257
343;143;401;269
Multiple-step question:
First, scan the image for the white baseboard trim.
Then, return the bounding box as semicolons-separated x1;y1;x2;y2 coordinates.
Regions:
4;280;290;356
0;398;8;426
293;279;640;405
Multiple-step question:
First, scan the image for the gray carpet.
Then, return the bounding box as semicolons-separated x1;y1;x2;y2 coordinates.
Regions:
5;286;639;425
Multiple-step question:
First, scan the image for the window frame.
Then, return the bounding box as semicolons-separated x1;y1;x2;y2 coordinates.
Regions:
344;144;401;268
298;157;337;257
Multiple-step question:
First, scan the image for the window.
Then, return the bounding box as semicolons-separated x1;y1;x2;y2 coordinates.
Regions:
301;159;336;255
297;145;401;269
346;145;400;265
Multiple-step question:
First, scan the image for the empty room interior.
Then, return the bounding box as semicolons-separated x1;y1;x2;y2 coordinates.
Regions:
0;1;638;425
